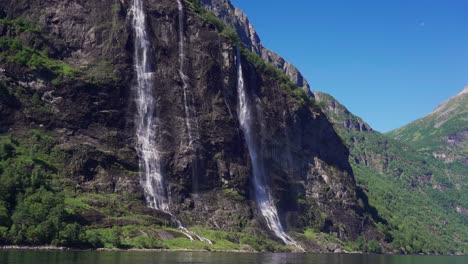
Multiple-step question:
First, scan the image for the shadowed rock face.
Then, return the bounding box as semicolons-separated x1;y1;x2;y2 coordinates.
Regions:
0;0;376;242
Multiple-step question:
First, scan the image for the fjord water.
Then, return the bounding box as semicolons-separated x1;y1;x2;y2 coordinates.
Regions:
236;49;302;250
1;251;466;264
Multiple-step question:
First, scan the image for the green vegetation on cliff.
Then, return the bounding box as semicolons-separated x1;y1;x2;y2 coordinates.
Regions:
0;18;77;77
315;92;468;254
185;0;240;45
0;130;293;251
387;87;467;174
0;10;376;253
0;130;82;246
239;48;317;108
186;0;316;108
1;1;464;254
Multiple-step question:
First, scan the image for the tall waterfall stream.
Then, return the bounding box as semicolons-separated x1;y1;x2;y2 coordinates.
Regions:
236;48;304;251
131;0;211;245
177;0;198;147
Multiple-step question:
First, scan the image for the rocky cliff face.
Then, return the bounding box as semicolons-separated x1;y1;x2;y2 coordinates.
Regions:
200;0;312;96
314;92;373;133
0;0;378;250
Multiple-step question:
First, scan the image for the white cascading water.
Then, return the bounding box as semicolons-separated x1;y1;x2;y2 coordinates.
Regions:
132;0;169;212
131;0;211;244
236;48;304;251
177;0;197;146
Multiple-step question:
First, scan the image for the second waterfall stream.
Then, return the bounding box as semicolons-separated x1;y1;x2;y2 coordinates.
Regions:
177;0;198;146
236;48;304;251
131;0;211;244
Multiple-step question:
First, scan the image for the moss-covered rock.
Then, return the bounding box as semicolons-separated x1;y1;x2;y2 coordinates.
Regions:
0;0;380;252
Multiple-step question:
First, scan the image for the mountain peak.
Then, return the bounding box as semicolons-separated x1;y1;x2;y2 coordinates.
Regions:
388;86;467;164
458;85;468;96
201;0;312;95
314;91;373;132
432;86;468;114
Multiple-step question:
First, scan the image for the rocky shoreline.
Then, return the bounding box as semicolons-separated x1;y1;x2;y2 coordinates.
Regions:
0;245;255;253
0;246;71;251
1;246;466;256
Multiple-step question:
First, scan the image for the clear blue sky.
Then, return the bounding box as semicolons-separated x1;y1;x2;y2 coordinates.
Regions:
231;0;468;132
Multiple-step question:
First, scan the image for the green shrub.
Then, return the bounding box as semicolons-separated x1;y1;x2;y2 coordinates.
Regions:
0;226;8;243
292;88;308;105
31;91;42;106
9;187;66;245
221;26;240;45
223;188;245;201
0;143;14;160
0;132;84;247
84;61;119;84
200;11;225;31
0;17;78;77
85;227;123;249
0;201;9;226
111;3;121;15
344;237;381;253
185;0;240;44
85;229;104;248
0;17;39;33
0;38;22;52
364;240;382;253
55;223;86;247
126;236;165;249
239;48;317;108
184;0;204;13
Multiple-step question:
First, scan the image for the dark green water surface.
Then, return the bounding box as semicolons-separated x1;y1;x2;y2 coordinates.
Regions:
0;251;466;264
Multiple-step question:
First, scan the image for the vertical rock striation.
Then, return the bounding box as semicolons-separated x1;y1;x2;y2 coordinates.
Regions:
0;0;378;249
236;47;303;250
131;0;168;211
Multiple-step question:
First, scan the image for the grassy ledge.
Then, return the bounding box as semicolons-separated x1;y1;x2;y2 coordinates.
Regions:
0;18;78;78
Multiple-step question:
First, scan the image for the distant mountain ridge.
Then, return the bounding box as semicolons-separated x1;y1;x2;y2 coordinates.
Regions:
314;91;468;254
387;86;467;165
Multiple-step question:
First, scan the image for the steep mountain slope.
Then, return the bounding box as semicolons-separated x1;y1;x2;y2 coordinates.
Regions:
200;0;312;96
315;92;467;254
0;0;379;252
388;87;467;167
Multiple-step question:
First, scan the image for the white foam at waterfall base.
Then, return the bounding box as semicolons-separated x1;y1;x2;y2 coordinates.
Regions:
131;0;211;245
236;48;304;252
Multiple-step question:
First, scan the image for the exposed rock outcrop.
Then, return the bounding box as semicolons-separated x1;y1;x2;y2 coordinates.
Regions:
314;92;373;133
0;0;378;249
200;0;312;96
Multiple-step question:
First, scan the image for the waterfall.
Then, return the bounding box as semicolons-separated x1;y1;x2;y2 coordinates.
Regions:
177;0;200;193
132;0;169;212
177;0;198;146
131;0;211;245
236;48;304;251
176;0;211;244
